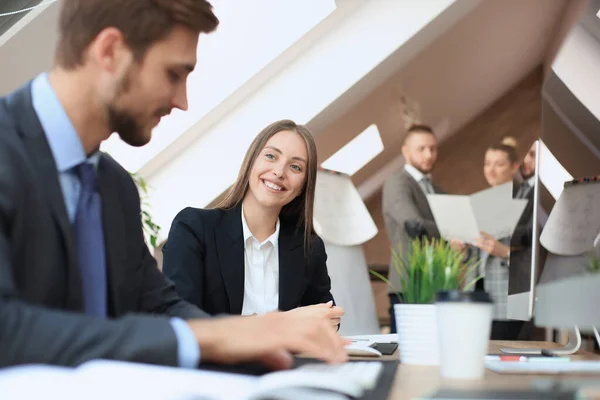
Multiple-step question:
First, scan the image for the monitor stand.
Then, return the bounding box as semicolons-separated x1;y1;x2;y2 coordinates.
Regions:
499;326;581;355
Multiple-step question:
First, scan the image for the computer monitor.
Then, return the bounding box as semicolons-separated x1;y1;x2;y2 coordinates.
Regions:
507;0;600;319
535;0;600;300
503;0;600;353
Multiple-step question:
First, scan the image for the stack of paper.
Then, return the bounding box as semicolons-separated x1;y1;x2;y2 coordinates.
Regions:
426;182;528;244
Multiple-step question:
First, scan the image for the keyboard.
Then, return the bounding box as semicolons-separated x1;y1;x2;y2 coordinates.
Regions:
297;361;384;390
251;361;384;398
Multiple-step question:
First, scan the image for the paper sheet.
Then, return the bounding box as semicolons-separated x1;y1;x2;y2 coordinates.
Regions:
0;361;256;400
77;360;255;400
426;195;480;243
0;365;82;400
427;182;528;244
540;181;600;255
313;171;378;246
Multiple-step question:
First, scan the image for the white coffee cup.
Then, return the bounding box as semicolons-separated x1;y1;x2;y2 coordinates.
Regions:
435;290;493;380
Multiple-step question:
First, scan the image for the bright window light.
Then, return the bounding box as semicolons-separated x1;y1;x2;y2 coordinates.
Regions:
538;141;573;200
100;0;336;172
321;124;384;175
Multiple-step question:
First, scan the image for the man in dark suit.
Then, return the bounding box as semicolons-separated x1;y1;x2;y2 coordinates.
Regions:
509;142;538;298
381;125;447;333
0;0;345;369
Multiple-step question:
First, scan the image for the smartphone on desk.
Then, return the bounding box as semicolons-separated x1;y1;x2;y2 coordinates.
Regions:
372;342;398;356
348;339;398;356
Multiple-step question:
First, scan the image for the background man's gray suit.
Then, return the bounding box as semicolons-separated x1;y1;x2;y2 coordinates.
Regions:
382;168;443;332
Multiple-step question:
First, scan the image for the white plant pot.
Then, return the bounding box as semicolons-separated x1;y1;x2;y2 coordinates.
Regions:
394;303;439;365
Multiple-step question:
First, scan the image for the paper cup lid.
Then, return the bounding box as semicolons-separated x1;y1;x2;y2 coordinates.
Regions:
436;290;492;303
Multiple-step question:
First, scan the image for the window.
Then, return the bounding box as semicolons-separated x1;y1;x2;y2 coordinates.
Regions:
538;141;573;200
100;0;336;172
321;124;384;175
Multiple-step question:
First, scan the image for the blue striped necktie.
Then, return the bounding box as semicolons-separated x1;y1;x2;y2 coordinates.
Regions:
73;162;107;317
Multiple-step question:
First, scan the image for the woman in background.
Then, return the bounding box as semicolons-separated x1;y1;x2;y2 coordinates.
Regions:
473;137;524;340
162;120;343;328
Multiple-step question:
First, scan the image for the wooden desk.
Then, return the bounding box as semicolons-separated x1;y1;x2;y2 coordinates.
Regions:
382;341;600;400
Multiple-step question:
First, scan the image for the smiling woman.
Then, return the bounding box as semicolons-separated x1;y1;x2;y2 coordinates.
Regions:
162;120;343;327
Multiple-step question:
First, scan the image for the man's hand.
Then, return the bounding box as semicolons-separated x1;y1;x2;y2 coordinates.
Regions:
187;311;348;370
474;231;510;259
287;301;344;327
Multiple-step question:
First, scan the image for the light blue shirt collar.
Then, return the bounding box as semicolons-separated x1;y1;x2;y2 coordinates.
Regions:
31;73;100;170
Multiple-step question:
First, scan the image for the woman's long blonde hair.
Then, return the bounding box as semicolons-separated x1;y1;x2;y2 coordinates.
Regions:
215;119;318;255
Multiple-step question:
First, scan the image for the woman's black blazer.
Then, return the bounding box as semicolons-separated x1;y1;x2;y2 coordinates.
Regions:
162;206;335;315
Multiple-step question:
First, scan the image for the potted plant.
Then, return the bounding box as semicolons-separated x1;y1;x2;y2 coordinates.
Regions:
130;172;161;249
371;237;480;365
586;254;599;274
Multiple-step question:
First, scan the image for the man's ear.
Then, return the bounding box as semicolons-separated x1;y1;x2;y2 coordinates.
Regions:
88;27;129;73
401;145;409;161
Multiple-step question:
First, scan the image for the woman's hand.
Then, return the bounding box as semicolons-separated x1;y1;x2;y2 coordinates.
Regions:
289;301;344;327
474;231;510;259
449;239;467;254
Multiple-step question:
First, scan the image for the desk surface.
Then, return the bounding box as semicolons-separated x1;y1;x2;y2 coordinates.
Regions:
377;341;600;400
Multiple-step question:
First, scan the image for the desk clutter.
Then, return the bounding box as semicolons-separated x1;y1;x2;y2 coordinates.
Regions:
485;359;600;374
0;358;398;400
344;337;399;357
419;388;578;399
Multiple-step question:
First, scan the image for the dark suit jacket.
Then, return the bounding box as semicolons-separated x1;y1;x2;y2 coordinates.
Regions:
382;168;443;292
162;206;334;315
0;83;208;368
509;184;535;295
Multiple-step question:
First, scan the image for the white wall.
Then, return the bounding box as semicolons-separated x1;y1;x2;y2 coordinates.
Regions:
0;2;59;95
553;23;600;121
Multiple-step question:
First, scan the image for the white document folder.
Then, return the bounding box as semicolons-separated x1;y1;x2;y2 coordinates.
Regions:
426;182;528;244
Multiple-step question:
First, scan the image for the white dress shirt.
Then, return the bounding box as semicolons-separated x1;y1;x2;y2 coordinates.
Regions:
241;206;281;316
404;164;434;194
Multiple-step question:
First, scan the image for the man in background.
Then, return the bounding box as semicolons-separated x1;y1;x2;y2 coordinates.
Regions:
382;124;444;333
517;141;537;199
509;141;539;304
0;0;345;369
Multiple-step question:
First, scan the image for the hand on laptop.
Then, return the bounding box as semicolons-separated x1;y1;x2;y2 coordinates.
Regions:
187;311;348;370
288;301;345;327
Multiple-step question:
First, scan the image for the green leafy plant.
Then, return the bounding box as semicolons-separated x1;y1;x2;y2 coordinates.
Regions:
130;172;161;248
370;238;481;304
587;255;600;274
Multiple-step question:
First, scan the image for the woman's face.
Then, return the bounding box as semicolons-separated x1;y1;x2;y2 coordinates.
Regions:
484;149;518;187
246;130;308;212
